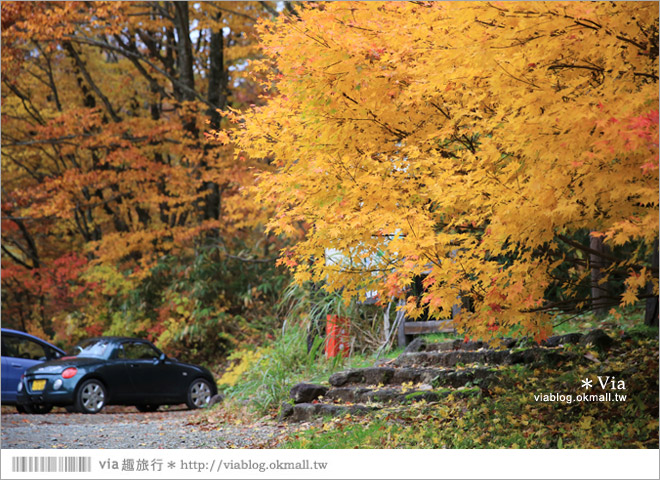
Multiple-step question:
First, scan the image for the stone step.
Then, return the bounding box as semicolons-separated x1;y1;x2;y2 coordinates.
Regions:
329;366;440;387
423;339;516;352
394;347;574;368
394;349;510;367
541;333;583;347
282;386;483;422
431;367;496;388
280;403;379;423
324;384;482;405
329;366;497;388
405;333;584;354
325;385;428;404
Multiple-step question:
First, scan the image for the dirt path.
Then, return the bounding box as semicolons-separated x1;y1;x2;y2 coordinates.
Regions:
1;406;291;449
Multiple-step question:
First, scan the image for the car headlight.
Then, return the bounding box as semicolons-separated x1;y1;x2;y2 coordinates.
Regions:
17;380;23;392
53;379;63;390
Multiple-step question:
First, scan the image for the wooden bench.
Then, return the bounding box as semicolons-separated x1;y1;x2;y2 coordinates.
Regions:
397;319;455;347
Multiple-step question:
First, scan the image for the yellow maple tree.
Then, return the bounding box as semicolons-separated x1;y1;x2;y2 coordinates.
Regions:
230;1;659;340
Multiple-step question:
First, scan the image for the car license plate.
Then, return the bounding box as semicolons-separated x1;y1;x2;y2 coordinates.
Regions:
31;379;46;391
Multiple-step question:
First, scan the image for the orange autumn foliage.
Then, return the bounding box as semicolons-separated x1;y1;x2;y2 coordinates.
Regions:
1;1;282;344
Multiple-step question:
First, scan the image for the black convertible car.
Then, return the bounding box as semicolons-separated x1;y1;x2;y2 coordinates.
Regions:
16;337;217;414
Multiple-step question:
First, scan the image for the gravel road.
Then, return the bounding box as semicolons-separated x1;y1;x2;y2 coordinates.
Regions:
1;406;292;449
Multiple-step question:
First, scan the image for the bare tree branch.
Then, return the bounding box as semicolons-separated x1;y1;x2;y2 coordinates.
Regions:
63;41;122;122
64;34;223;112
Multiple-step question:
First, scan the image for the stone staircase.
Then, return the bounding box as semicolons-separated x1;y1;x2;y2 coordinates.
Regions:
280;330;612;422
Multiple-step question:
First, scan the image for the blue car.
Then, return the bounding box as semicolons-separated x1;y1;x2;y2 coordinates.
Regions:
1;328;66;413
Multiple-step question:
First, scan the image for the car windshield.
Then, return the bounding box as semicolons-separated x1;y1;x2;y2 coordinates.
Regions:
73;339;112;359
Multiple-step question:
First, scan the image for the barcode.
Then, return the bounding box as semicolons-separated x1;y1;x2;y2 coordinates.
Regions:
11;456;92;473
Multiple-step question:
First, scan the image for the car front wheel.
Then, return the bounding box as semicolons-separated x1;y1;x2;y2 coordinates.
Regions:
75;379;106;414
186;379;212;409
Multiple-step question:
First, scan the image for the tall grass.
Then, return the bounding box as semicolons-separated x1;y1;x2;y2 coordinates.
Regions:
221;321;405;415
222;323;345;414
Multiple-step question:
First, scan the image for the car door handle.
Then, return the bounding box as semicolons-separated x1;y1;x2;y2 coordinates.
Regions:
11;363;23;368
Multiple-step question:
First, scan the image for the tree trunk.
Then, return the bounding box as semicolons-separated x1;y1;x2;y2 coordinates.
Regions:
172;2;198;137
172;2;195;102
589;234;608;316
202;14;228;223
645;238;659;327
207;12;227;129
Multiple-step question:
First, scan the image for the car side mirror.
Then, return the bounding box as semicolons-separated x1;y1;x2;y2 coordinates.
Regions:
155;353;166;364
